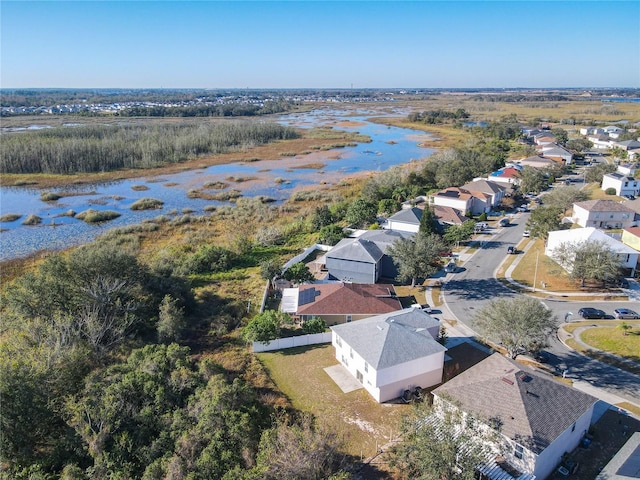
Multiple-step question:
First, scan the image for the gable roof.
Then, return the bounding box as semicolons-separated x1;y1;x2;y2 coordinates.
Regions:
623;226;640;237
604;172;636;182
388;207;422;225
433;353;597;454
573;199;636;213
331;308;446;370
432;187;473;201
490;167;520;179
288;283;401;315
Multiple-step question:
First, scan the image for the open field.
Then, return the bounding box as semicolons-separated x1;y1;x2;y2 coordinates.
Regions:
580;325;640;360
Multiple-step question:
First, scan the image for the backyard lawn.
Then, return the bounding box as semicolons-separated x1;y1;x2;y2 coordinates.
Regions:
257;344;410;460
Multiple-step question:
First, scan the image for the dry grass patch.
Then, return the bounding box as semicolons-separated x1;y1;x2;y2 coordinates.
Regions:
257;344;409;459
511;238;579;292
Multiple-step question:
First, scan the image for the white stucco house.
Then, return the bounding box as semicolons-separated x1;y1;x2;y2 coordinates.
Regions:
572;199;637;229
602;172;640;197
432;353;598;480
331;308;446;403
546;227;638;276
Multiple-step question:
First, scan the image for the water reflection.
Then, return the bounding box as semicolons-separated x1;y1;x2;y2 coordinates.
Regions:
1;108;434;260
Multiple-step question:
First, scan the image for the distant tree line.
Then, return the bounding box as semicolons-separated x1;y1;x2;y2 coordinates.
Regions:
407;108;469;124
117;100;292;118
0;121;299;174
471;94;570;102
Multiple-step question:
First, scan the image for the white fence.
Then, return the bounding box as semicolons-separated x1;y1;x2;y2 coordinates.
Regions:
252;332;332;353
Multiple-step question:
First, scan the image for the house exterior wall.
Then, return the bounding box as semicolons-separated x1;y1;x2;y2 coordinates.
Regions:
602;175;640;196
431;195;470;213
326;257;377;284
332;332;445;403
622;230;640;251
387;220;420;233
532;405;594;480
379;255;400;280
572;204;636;229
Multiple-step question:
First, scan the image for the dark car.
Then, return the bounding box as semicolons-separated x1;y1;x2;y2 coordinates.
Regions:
578;307;606;319
507;246;516;254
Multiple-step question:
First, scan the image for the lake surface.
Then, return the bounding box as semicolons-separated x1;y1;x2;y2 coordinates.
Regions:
0;108;435;260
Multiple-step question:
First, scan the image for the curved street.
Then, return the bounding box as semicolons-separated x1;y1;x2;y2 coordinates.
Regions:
440;211;640;409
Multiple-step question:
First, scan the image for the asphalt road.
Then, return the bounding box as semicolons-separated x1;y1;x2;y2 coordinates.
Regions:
442;212;640;405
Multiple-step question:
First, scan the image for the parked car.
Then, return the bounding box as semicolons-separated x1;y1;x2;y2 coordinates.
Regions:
614;308;640;319
444;261;457;273
507;246;516;254
499;217;510;227
578;307;606;319
523;230;530;237
476;222;489;230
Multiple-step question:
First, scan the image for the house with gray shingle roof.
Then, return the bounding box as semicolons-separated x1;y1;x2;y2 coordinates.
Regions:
331;307;446;402
385;207;422;233
325;229;412;283
281;282;401;325
433;353;597;480
572;199;637;228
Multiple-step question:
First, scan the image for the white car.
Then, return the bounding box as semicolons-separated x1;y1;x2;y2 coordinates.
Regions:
523;230;530;237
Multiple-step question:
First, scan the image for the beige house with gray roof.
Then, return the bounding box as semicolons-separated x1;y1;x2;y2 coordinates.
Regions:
572;199;637;229
433;354;597;480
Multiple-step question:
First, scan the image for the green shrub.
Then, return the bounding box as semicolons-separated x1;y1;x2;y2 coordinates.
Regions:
182;244;236;274
302;317;327;334
605;188;617;195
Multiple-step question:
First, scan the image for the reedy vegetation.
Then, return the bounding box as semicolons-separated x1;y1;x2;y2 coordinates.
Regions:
0;121;299;174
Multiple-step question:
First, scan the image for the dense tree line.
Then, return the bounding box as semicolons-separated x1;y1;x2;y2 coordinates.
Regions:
1;121;299;174
407;108;468;124
470;94;570;102
118;100;292;118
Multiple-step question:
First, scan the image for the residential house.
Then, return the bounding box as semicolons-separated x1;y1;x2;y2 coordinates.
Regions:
385;207;422;233
488;167;521;185
325;229;412;283
533;133;557;146
602;173;640;197
618;163;638;176
429;187;474;214
518;155;557;169
613;140;640;151
587;133;613;149
535;143;574;164
621;226;640;252
604;125;625;136
432;353;598;480
460;179;507;209
579;127;604;136
331;307;446;403
572;199;637;229
433;205;470;227
546;227;638;276
281;282;401;325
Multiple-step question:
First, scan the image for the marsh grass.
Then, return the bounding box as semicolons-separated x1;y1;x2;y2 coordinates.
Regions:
130;197;164;210
0;214;22;222
131;185;150;191
22;214;42;225
75;209;121;223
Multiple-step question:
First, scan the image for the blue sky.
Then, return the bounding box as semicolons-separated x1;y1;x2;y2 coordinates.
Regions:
2;1;639;88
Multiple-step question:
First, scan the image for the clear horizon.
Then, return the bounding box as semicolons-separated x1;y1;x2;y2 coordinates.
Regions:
2;1;639;89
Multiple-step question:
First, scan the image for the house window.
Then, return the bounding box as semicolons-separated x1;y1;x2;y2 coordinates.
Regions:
350;348;354;359
336;336;342;347
514;443;524;459
346;315;352;323
364;362;368;373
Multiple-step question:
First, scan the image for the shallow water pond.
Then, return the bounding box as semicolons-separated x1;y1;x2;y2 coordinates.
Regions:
1;108;434;260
